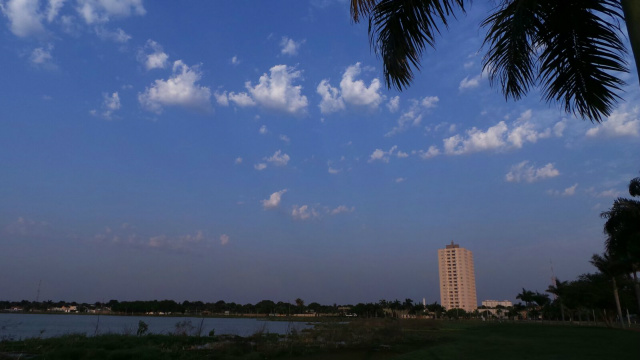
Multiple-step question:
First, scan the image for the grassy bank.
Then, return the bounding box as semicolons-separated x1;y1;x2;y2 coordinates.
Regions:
1;320;638;359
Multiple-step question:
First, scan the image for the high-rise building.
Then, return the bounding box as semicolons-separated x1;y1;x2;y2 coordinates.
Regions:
438;241;477;311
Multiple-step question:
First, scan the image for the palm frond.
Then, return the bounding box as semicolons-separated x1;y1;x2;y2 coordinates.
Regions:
629;177;640;197
537;0;628;122
368;0;465;90
482;0;544;100
351;0;378;23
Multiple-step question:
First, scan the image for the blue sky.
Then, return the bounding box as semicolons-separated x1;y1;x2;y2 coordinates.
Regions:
1;0;639;306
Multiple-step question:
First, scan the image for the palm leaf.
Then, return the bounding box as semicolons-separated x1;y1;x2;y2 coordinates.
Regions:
482;0;544;100
351;0;377;22
536;0;628;122
368;0;465;90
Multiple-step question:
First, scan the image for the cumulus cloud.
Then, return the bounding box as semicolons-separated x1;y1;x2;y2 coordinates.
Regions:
459;74;482;90
3;216;50;237
280;36;304;56
29;43;54;66
138;39;168;70
368;145;406;163
443;110;556;155
259;125;268;135
214;91;229;106
95;26;131;42
234;157;242;164
316;80;345;114
279;134;290;143
1;0;46;37
317;63;383;113
586;106;639;138
329;205;354;215
328;166;340;174
386;96;439;136
548;183;578;196
145;230;214;251
265;150;290;166
76;0;145;24
291;204;319;220
415;145;440;159
228;91;256;107
395;177;406;183
138;60;212;114
219;234;229;245
46;0;64;22
230;55;239;65
254;163;267;171
505;161;560;183
262;189;287;209
245;65;307;115
387;96;400;112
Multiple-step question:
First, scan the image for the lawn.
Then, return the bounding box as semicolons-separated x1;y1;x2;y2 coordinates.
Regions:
1;320;638;359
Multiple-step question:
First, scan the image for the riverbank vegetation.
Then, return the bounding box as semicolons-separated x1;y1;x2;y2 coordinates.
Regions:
1;319;638;360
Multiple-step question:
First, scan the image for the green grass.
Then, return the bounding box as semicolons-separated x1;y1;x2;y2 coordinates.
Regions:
1;321;638;359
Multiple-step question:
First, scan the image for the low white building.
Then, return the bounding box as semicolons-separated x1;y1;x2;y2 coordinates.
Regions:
481;300;512;308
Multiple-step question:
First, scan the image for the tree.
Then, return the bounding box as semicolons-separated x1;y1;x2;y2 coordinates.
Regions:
590;252;625;325
546;278;568;321
350;0;639;122
601;176;640;311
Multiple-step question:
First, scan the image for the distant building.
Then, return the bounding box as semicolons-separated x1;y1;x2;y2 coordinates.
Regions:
481;300;512;308
438;241;477;311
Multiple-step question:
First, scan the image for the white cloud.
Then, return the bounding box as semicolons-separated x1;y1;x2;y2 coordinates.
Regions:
1;0;45;37
46;0;64;22
553;119;567;137
91;91;120;119
549;183;578;196
443;110;554;155
386;96;439;136
395;177;406;183
234;157;242;164
231;55;239;65
444;122;508;155
138;60;212;114
317;63;383;113
265;150;290;166
415;145;440;159
328;166;340;174
219;234;229;245
95;26;131;43
586;106;639;138
505;161;560;183
245;65;308;115
254;163;267;171
262;189;287;209
291;204;319;220
280;36;304;56
317;79;345;114
340;63;383;108
228;91;256;107
146;230;209;251
387;96;400;112
138;40;168;70
259;125;268;135
214;91;229;106
396;150;408;158
29;44;53;65
279;134;290;143
459;74;482;90
329;205;354;215
76;0;145;24
368;145;401;163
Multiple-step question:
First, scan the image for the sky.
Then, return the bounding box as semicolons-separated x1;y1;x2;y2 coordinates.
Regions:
1;0;639;306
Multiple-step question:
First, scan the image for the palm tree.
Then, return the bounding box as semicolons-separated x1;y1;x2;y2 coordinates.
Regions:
350;0;640;122
601;176;640;311
546;278;568;321
590;252;625;326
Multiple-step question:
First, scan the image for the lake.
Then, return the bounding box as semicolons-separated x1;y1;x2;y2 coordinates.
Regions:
0;313;313;340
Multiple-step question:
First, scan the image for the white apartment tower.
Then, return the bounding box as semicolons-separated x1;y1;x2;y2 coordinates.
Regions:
438;241;477;311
